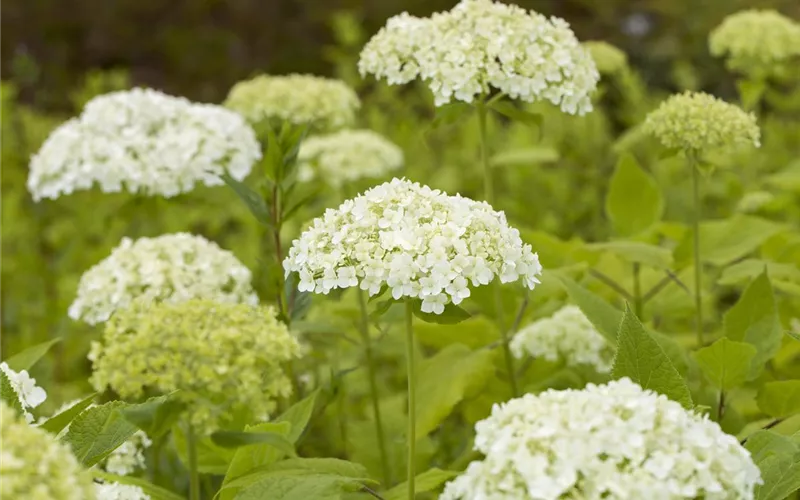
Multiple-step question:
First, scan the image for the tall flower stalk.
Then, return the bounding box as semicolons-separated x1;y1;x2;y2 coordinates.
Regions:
403;300;417;500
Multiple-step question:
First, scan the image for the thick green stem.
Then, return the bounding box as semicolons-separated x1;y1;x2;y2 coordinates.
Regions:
688;153;704;346
477;98;519;396
357;290;391;486
717;390;726;422
404;301;416;500
633;263;643;319
186;423;200;500
476;101;493;203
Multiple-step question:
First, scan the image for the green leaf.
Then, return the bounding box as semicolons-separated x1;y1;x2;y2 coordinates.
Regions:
490;146;559;167
4;338;61;371
210;430;297;456
611;305;693;408
737;79;767;111
234;471;365;500
551;272;621;344
411;300;471;325
431;102;473;129
0;369;24;415
745;431;800;500
766;160;800;192
488;101;543;136
62;401;138;467
692;338;757;390
275;388;319;443
586;241;673;269
605;154;663;236
718;259;800;286
723;271;783;378
415;316;500;350
383;468;460;500
92;470;184;500
220;421;293;500
221;172;272;226
757;381;800;419
120;393;186;439
416;344;494;437
688;215;784;266
38;393;97;435
173;425;235;475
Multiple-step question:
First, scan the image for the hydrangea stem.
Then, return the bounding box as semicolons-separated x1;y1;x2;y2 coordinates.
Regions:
186;423;200;500
688;152;704;346
633;263;643;319
404;300;417;500
358;290;392;486
477;98;519;397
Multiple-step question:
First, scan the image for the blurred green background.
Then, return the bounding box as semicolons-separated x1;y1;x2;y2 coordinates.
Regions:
2;0;799;415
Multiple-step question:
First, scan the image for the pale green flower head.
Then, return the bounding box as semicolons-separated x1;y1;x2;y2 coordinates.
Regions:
710;9;800;77
643;91;760;152
0;402;97;500
224;74;360;131
583;41;628;76
89;299;304;433
297;129;404;188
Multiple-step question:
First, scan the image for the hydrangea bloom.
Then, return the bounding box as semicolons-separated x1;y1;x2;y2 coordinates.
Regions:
69;233;258;325
95;482;150;500
510;305;613;373
28;88;261;201
284;178;542;314
104;430;152;476
89;299;303;433
643;92;760;151
359;0;599;112
0;402;97;500
224;74;360;130
0;362;47;422
297;129;404;187
441;378;761;500
582;41;628;75
710;10;800;75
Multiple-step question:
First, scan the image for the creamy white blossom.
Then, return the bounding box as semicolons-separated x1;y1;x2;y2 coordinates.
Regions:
94;482;151;500
0;362;46;422
297;129;404;187
28;88;261;201
224;74;360;130
359;0;599;112
510;305;613;373
284;178;541;314
440;378;762;500
104;431;152;476
69;233;258;325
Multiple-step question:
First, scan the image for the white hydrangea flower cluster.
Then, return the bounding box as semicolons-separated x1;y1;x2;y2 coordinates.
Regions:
440;378;762;500
297;129;404;188
28;88;261;201
359;0;599;112
104;431;152;476
224;74;360;130
709;9;800;75
0;362;47;422
69;233;258;325
95;482;151;500
284;178;542;314
510;305;613;373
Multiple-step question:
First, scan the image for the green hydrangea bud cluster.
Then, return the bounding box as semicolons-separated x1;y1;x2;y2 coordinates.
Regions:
643;91;760;152
224;74;360;131
0;402;97;500
89;299;304;433
582;41;628;76
710;9;800;76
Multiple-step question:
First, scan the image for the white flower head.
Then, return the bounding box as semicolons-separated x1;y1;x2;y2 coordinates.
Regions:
95;482;151;500
28;88;261;201
284;178;542;314
104;430;152;476
0;362;47;422
69;233;258;325
224;74;360;130
359;0;599;113
510;305;613;373
297;129;404;187
441;378;762;500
